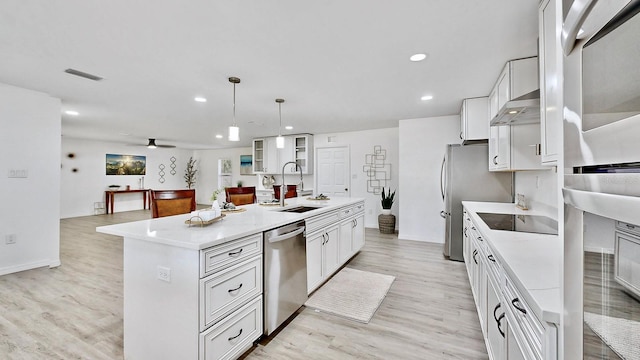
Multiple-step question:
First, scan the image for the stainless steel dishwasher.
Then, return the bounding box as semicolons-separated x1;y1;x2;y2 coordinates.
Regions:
263;221;307;335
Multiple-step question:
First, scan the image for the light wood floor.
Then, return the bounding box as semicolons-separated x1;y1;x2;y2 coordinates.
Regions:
583;251;640;360
0;209;488;359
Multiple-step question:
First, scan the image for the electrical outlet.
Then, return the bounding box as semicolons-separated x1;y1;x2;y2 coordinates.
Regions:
157;266;171;282
5;234;16;245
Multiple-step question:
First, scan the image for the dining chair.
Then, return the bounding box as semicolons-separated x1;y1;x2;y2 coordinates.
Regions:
273;185;298;200
151;189;196;218
225;186;257;205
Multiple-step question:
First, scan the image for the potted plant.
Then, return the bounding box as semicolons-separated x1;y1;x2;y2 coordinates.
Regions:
379;187;396;234
380;187;395;215
184;157;197;189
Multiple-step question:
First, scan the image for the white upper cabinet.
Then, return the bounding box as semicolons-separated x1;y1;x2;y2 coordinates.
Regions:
293;134;314;174
252;134;314;174
488;57;545;171
460;97;490;143
490;57;540;126
538;0;561;165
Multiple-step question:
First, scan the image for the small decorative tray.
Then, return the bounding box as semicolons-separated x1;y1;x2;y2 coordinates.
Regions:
307;196;330;201
221;207;247;213
259;201;283;206
185;214;225;227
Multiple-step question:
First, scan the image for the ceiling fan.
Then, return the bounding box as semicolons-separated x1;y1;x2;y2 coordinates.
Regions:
129;138;176;148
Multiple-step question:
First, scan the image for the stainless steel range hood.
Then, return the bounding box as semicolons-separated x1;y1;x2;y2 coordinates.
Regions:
490;89;540;126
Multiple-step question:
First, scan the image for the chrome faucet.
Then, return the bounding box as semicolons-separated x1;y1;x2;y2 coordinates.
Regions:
281;161;303;206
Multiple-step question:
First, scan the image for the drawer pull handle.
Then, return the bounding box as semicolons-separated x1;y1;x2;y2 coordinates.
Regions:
477;236;483;242
228;248;243;256
497;313;505;338
472;250;478;264
228;283;243;293
493;155;498;165
471;226;476;230
493;303;502;322
487;254;496;262
512;298;527;314
463;227;468;236
627;224;636;230
227;328;243;341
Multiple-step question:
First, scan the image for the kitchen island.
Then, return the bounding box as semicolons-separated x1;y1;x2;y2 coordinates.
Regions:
97;196;365;360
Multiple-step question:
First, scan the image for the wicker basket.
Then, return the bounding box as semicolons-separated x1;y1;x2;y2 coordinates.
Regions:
378;214;396;234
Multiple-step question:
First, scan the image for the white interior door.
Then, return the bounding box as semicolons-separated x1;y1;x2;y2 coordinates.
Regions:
315;146;350;197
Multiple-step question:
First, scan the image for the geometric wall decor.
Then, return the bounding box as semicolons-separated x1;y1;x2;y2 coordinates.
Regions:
169;156;177;175
363;145;391;194
158;164;166;183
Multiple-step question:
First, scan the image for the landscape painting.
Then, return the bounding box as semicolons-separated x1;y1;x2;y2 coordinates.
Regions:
106;154;146;175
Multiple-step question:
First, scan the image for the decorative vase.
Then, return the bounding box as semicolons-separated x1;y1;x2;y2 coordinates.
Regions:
381;209;392;215
378;214;396;234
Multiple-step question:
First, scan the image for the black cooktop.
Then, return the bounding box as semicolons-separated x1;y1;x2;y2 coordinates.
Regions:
477;212;558;235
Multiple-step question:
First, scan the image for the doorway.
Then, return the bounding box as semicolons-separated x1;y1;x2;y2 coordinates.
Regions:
315;146;350;197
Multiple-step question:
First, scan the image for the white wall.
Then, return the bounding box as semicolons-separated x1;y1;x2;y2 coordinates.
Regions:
0;83;61;275
193;147;258;205
514;169;558;218
61;138;194;218
398;116;460;242
314;128;399;229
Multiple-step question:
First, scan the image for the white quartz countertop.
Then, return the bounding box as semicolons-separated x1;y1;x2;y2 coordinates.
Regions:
462;201;561;325
97;197;363;251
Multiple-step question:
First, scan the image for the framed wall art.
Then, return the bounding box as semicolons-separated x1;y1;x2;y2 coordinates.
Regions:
106;154;146;175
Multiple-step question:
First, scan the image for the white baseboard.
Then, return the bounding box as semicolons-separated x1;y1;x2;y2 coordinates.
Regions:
0;259;56;276
397;232;444;243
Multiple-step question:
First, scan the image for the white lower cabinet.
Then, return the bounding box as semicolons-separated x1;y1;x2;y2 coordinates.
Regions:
200;256;263;331
463;206;557;360
306;225;339;293
486;275;505;360
352;213;365;252
306;201;366;294
506;321;527;360
200;295;263;360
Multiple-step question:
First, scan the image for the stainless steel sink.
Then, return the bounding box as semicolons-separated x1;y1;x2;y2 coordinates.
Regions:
276;206;322;213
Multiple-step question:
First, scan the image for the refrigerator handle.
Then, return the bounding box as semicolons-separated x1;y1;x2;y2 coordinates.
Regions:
440;155;446;201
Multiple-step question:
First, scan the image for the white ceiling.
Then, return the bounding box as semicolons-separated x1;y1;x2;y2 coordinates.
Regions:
0;0;539;149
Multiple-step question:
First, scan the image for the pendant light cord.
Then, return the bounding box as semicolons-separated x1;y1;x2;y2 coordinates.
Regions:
278;102;282;136
232;82;236;127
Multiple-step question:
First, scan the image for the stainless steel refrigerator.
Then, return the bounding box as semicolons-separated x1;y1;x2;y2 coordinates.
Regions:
440;143;513;261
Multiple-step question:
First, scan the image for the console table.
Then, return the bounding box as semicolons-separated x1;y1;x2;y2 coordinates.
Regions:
105;189;150;214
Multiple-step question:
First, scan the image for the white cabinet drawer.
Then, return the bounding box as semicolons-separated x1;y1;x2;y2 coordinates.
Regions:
504;277;544;360
339;206;354;219
200;295;263;360
200;233;262;278
353;202;364;214
200;256;263;331
306;210;340;234
616;220;640;237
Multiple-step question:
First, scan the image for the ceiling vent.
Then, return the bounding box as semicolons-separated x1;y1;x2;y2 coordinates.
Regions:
64;68;103;81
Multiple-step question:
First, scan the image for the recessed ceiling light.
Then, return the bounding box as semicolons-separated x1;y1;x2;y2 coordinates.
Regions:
65;110;79;116
194;97;207;103
421;95;433;101
410;53;427;62
215;134;223;139
285;126;293;130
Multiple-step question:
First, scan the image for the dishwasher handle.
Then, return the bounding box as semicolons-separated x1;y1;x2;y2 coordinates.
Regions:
267;226;305;243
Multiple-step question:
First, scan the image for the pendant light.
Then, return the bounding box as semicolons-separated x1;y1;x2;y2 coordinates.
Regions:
275;98;285;149
228;77;241;142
